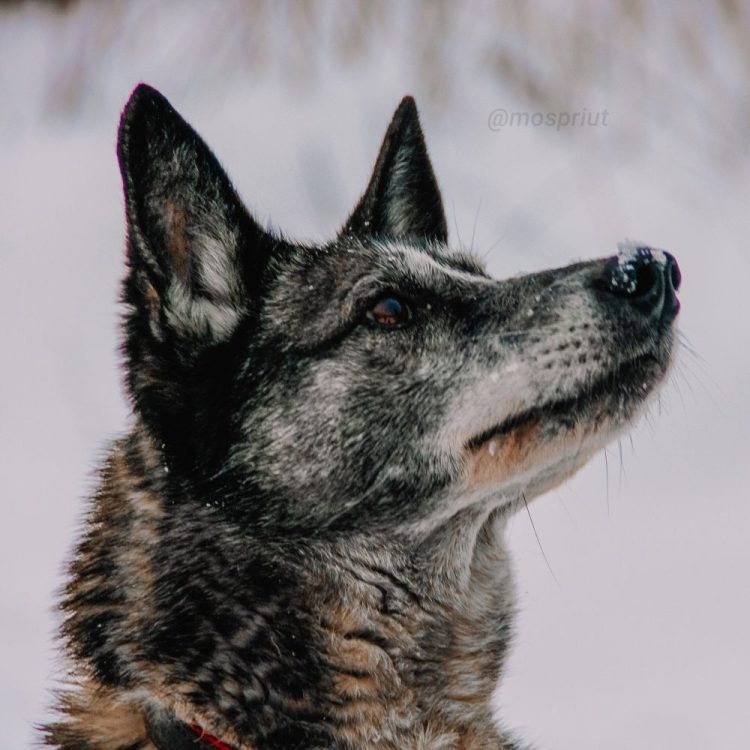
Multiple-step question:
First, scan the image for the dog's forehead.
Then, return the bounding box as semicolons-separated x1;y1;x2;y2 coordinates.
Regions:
373;240;488;279
287;238;489;288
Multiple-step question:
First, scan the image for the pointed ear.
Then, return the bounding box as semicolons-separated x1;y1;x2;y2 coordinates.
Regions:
118;83;274;342
117;84;274;451
342;96;448;244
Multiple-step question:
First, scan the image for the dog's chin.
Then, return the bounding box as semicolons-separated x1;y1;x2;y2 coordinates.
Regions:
463;346;674;495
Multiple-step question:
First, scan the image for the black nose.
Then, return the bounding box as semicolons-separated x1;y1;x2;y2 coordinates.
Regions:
597;245;681;320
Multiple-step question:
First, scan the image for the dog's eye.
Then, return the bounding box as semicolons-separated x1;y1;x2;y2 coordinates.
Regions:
366;297;412;328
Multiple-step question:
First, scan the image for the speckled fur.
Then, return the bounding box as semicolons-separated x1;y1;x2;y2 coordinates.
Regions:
45;85;678;749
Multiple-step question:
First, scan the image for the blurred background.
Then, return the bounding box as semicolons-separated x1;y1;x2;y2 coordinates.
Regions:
1;1;748;748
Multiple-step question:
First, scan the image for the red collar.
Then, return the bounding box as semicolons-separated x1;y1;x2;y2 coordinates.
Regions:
189;723;235;750
146;709;236;750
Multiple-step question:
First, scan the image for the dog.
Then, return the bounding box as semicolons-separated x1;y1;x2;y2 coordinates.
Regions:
45;84;681;750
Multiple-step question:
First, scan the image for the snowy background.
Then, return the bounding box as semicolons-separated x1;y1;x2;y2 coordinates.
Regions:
1;2;749;748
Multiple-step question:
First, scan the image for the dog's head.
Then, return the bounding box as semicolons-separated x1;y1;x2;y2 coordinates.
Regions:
118;85;680;533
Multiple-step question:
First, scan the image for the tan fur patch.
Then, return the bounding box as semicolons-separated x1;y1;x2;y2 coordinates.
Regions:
163;199;190;280
319;597;421;747
145;280;160;317
464;417;602;494
465;419;542;487
323;601;404;698
51;679;154;750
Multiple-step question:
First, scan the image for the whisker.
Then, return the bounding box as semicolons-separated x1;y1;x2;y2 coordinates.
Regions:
678;356;722;409
469;196;482;255
451;200;463;251
522;493;560;586
677;331;708;366
668;369;688;414
673;362;699;403
555;490;576;526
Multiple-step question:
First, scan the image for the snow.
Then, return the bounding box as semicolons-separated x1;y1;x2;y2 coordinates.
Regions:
617;240;667;268
1;3;749;749
610;241;670;293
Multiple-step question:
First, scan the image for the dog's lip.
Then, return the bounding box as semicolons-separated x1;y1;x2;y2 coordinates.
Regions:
465;350;663;451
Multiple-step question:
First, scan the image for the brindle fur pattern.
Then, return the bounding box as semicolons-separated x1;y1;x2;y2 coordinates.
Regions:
45;85;678;749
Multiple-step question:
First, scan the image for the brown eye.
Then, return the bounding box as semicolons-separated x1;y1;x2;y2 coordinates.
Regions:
366;297;411;328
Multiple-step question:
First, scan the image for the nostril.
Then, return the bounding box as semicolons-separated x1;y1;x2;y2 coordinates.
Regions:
632;263;660;299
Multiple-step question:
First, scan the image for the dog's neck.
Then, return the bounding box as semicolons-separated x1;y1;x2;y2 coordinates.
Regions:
49;436;523;750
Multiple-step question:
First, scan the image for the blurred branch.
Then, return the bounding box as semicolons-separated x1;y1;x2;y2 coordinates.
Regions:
1;0;749;168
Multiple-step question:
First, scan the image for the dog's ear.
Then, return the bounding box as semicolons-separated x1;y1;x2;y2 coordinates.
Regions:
117;84;274;453
342;96;448;244
118;84;274;341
